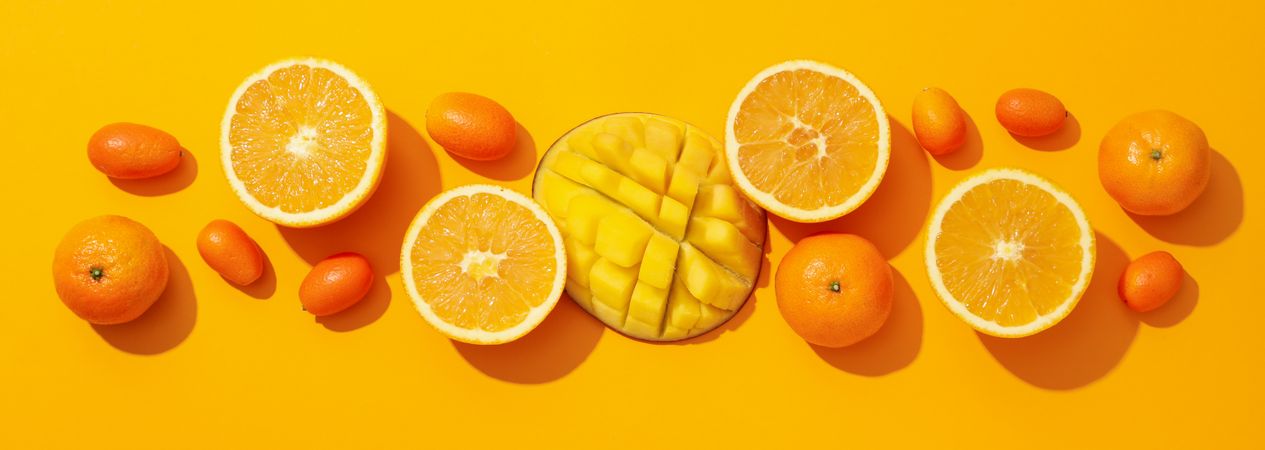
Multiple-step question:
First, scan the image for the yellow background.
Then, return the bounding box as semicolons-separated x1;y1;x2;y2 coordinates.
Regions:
2;1;1261;448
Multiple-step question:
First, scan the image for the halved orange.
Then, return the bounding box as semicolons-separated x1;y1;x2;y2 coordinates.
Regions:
400;185;567;344
725;60;890;223
221;58;387;227
924;168;1095;337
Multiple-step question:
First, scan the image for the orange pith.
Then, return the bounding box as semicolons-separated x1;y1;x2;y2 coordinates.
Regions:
731;69;881;211
407;191;560;333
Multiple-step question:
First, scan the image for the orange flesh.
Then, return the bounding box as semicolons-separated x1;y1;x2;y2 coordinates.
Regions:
408;193;559;332
228;65;375;213
732;69;880;210
935;179;1084;326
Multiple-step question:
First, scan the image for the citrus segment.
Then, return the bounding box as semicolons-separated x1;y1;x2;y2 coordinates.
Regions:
925;168;1095;337
725;60;890;222
221;58;386;227
401;185;566;344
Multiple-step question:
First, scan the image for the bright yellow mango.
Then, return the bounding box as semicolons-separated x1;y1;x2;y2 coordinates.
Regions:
532;113;767;341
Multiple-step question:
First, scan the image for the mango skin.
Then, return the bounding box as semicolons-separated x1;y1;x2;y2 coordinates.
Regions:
532;113;767;341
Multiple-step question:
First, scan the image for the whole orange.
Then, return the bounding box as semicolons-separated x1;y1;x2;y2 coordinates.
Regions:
299;252;373;316
52;215;169;324
87;122;183;179
912;87;967;155
995;88;1066;137
1119;251;1184;312
775;233;893;348
426;92;517;161
197;219;265;286
1098;110;1210;216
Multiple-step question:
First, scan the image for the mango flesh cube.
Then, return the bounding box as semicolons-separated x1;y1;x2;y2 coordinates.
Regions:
665;167;701;209
565;238;599;287
677;129;716;175
593;132;633;174
628;148;670;194
627;282;668;327
566;279;593;310
602;116;646;148
637;233;679;289
594;213;653;268
566;194;615;245
665;281;702;330
589;258;637;314
686;217;762;281
537;170;586;219
533;113;765;341
643;118;684;162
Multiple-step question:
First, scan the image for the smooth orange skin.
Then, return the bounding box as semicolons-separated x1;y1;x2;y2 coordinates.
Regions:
1098;110;1211;216
912;87;967;155
775;233;893;348
1119;251;1184;312
995;88;1066;137
196;220;264;286
52;215;169;324
426;92;517;161
87;122;183;179
299;252;373;317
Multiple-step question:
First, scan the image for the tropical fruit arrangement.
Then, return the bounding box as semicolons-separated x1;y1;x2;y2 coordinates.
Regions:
53;55;1207;358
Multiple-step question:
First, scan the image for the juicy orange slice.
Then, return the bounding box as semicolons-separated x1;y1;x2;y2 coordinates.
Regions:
221;58;386;227
400;185;567;344
925;168;1095;337
725;60;890;222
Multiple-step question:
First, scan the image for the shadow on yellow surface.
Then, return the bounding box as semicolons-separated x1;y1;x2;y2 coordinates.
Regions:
811;268;923;376
978;232;1137;390
1128;151;1242;246
279;111;443;277
108;146;198;196
770;119;932;257
447;123;539;181
452;297;603;384
1011;113;1082;152
1140;272;1199;328
931;112;984;171
230;246;276;300
92;247;196;354
316;275;391;332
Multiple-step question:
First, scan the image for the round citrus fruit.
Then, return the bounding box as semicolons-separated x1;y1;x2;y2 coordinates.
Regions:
52;215;169;324
87;122;184;179
1119;251;1183;313
726;60;890;223
1098;110;1210;216
995;88;1066;137
196;219;264;286
925;168;1095;337
426;92;517;161
912;87;967;155
401;184;566;344
300;252;374;317
775;233;892;348
221;58;387;228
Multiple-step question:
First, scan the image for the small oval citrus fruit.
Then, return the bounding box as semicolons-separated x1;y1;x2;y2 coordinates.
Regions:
1119;251;1184;313
88;123;183;179
426;92;517;161
995;88;1066;137
300;252;373;316
52;215;169;324
912;87;967;155
775;233;893;347
1098;110;1210;216
196;220;264;286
